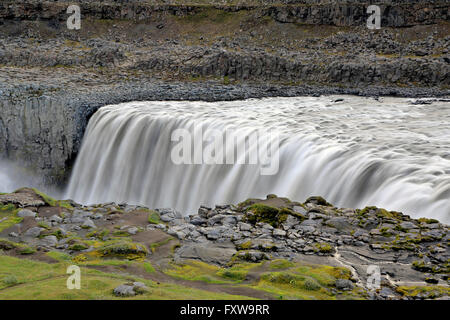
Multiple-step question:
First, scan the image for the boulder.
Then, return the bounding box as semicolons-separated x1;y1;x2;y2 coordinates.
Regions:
175;243;237;266
17;209;36;218
24;227;44;238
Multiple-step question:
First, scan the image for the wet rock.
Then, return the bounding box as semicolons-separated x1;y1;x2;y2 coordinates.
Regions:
113;284;136;297
238;222;252;232
273;228;287;237
236;250;269;262
49;214;63;224
24;227;44;238
158;208;182;222
175;243;237;266
82;218;96;229
127;227;138;235
17;209;36;218
335;279;354;291
41;235;58;247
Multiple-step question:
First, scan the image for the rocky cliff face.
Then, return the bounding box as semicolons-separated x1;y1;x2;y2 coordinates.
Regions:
0;0;448;183
0;0;448;27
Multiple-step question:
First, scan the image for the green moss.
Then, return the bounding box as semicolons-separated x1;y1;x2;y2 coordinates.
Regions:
69;241;89;251
245;204;288;227
142;262;156;274
396;285;450;299
304;196;333;207
380;227;393;237
417;217;439;224
147;211;161;224
37;221;51;230
0;204;21;232
31;188;73;209
235;198;259;211
18;247;36;255
86;229;110;239
269;259;295;270
112;230;130;237
313;242;333;254
0;238;20;250
0;238;34;254
92;241;148;261
357;206;402;220
236;240;252;250
39;228;67;240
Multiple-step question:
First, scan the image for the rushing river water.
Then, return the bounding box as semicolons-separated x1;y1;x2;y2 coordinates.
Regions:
63;95;450;223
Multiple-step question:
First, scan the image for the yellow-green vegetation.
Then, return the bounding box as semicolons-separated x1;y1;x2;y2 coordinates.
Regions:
313;242;333;254
165;260;261;284
269;259;295;270
86;240;148;261
252;263;358;300
68;241;89;251
395;285;450;299
236;240;252;250
0;203;22;232
0;238;35;255
46;251;72;262
417;217;439;224
37;221;51;230
356;206;402;220
165;260;227;284
412;260;449;274
86;229;110;240
147;210;161;224
245;204;288;227
216;262;262;282
31;188;73;209
0;255;251;300
142;262;156;274
305;196;333;207
177;8;236;24
149;237;173;253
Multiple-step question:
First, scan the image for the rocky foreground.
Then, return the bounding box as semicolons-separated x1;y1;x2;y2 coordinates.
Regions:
0;188;448;300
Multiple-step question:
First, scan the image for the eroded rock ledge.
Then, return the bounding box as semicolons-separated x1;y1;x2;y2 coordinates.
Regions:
0;188;448;299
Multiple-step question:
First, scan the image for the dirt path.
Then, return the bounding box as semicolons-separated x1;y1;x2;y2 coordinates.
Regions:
85;264;275;300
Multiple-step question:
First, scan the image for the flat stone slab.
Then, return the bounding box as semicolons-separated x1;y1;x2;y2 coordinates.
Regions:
0;188;45;207
175;242;237;266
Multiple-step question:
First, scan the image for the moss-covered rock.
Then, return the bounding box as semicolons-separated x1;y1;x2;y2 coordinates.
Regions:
147;210;161;224
304;196;333;207
244;204;294;228
93;241;148;260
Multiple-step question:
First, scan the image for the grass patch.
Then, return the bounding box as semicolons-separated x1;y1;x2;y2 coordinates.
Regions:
165;260;228;284
0;204;21;232
0;255;253;300
269;259;295;270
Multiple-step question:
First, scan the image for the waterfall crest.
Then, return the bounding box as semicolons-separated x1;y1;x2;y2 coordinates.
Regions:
65;96;450;223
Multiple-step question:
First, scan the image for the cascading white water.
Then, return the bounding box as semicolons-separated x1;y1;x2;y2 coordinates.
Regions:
65;96;450;223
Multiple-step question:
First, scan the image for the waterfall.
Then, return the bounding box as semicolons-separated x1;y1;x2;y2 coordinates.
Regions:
65;96;450;223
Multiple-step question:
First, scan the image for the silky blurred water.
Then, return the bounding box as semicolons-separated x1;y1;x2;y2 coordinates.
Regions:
29;95;450;222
